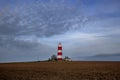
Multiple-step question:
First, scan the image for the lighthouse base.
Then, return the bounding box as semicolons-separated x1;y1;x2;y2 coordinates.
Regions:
58;58;62;60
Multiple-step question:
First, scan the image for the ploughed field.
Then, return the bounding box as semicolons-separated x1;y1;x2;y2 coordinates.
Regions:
0;61;120;80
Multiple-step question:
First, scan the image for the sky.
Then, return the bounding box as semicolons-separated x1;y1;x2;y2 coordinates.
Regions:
0;0;120;62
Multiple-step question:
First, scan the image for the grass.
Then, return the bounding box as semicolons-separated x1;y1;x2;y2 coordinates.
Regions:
0;61;120;80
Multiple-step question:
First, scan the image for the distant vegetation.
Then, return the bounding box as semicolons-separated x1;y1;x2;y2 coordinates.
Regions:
49;54;57;61
48;54;71;61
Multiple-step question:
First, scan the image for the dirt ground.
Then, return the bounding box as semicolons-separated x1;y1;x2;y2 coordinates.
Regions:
0;61;120;80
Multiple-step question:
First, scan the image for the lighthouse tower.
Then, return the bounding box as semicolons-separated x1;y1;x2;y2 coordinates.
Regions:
57;42;62;60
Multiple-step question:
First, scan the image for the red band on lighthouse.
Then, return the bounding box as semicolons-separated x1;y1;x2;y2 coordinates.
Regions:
57;42;62;60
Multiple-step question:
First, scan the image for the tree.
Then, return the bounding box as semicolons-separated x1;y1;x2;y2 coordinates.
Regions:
48;58;51;61
51;54;57;61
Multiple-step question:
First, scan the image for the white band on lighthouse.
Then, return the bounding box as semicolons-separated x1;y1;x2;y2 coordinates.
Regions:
58;55;62;58
58;50;62;52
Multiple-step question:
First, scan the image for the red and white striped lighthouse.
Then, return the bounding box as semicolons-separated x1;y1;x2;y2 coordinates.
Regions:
57;42;62;60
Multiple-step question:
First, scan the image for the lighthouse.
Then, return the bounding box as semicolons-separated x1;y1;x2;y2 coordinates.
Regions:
57;42;62;60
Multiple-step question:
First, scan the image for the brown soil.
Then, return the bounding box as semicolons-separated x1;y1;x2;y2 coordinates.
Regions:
0;61;120;80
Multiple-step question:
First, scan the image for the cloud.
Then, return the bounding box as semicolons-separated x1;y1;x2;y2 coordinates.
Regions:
0;0;88;62
0;36;55;62
0;0;86;37
83;53;120;61
0;0;120;62
94;53;120;57
81;0;120;16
